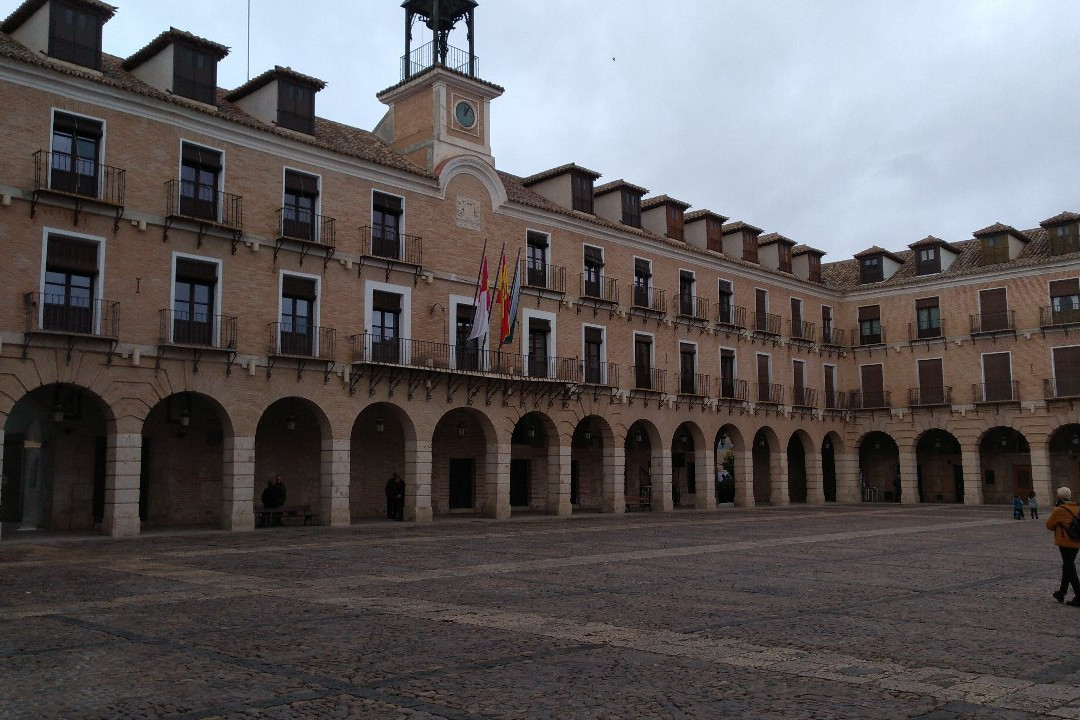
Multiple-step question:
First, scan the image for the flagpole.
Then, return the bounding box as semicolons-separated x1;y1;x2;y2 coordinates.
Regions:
507;247;522;348
483;242;505;351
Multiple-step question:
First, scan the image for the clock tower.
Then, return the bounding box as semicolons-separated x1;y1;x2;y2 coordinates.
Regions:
374;0;504;172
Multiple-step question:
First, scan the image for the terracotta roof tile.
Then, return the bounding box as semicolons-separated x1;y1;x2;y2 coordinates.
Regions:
1040;211;1080;227
226;65;326;102
972;222;1028;240
594;179;647;197
853;245;906;263
2;0;115;33
123;28;229;70
521;162;601;186
792;244;825;257
641;194;690;211
908;235;963;254
376;64;504;99
721;221;763;235
758;232;795;247
684;209;728;224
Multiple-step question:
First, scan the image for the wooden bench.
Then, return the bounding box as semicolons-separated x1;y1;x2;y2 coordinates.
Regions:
624;495;651;512
255;505;317;527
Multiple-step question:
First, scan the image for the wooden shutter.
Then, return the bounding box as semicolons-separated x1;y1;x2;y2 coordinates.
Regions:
281;275;316;299
181;143;221;170
861;364;884;404
284;170;318;196
915;297;939;310
583;245;603;265
46;237;98;274
1053;346;1080;396
793;361;805;390
175;257;217;283
756;289;767;316
918;358;943;403
1050;279;1080;297
757;354;770;385
979;288;1007;330
824;365;835;407
373;192;402;214
791;298;802;329
982;352;1012;400
857;305;880;322
372;291;401;313
584;327;602;345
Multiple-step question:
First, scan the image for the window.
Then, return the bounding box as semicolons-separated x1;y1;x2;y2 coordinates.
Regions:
858;305;881;345
706;218;723;253
720;349;736;398
371;291;402;363
43;235;97;333
632;258;651;308
49;0;104;70
915;297;941;339
742;234;758;263
917;358;944;405
634;334;653;389
51;112;101;197
778;244;792;273
666;205;684;242
860;256;883;284
372;192;403;259
754;288;770;333
179;143;221;220
583;245;603;298
282;170;319;241
916;246;940;275
621;190;640;227
1050;279;1080;325
792;360;806;406
756;353;772;402
978;288;1009;331
679;343;697;394
278;80;315;134
1052;346;1080;397
526;231;549;288
454;303;479;371
1051;224;1080;255
717;280;734;325
807;254;822;283
821;305;834;344
860;364;886;407
279;275;316;355
790;298;803;339
173;257;217;345
679;271;695;316
571;173;593;214
981;234;1009;265
981;352;1013;402
527;318;551;378
174;43;216;104
583;327;604;384
823;364;837;409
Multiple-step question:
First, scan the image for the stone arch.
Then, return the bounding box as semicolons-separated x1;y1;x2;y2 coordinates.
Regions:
858;431;900;502
431;407;498;517
509;410;562;514
977;426;1032;505
254;397;332;524
624;419;661;511
571;415;615;513
671;421;708;508
913;428;963;503
715;424;744;505
437;154;509;208
752;425;782;505
787;429;814;504
1048;424;1080;500
350;402;418;521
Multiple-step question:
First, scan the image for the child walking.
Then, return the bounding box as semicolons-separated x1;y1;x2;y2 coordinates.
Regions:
1029;491;1039;520
1013;495;1025;520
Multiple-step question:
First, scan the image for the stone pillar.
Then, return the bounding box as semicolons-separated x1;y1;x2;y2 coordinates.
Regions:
693;446;716;509
0;435;5;537
485;441;511;519
735;449;755;508
405;439;433;523
834;452;861;503
321;437;350;526
770;447;790;506
805;447;825;505
898;444;919;505
221;435;255;531
603;445;625;514
1029;442;1053;511
652;448;673;512
103;432;141;537
961;445;984;505
547;442;572;516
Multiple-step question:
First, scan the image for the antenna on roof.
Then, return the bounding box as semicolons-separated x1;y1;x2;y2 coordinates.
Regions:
246;0;251;81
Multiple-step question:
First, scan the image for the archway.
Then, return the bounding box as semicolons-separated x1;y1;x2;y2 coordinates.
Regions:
431;408;494;516
624;420;657;511
979;427;1031;505
915;429;963;503
671;422;705;508
752;427;779;505
1049;424;1080;499
254;398;327;523
140;392;229;528
350;403;412;520
571;415;611;512
859;431;900;502
821;431;842;502
2;383;109;532
787;431;812;503
715;425;743;505
509;412;557;513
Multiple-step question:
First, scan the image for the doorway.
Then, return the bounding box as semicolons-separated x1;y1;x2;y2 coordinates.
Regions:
448;458;474;510
510;458;530;507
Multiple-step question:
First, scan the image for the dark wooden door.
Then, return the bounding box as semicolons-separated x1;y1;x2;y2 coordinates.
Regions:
979;288;1008;331
757;354;770;402
448;458;474;510
982;352;1012;401
510;458;529;507
918;358;944;404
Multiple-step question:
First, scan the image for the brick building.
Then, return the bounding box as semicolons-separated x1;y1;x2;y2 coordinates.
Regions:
0;0;1077;537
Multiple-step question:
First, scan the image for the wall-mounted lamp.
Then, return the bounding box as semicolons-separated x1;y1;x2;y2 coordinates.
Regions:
1072;434;1079;446
634;430;643;444
933;439;941;449
758;436;766;448
583;428;592;441
874;440;881;450
375;416;386;433
526;424;536;440
52;403;65;424
1000;437;1008;448
285;414;297;432
179;409;191;428
823;439;832;451
457;421;467;438
680;434;689;448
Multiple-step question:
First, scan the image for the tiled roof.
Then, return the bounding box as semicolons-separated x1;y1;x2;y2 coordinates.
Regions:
972;222;1028;240
684;209;728;224
123;28;229;70
792;244;825;257
521;162;601;186
225;65;326;102
853;245;906;263
376;64;504;99
1040;211;1080;227
593;179;647;197
0;33;430;178
721;221;763;235
2;0;115;33
908;235;963;255
758;232;795;247
641;194;690;211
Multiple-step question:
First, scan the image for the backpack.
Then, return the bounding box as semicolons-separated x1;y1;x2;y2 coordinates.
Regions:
1066;507;1080;542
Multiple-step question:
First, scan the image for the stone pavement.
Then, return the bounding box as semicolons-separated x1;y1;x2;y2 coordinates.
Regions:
1;505;1078;719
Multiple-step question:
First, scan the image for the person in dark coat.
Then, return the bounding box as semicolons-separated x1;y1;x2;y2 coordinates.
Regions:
393;473;406;521
385;473;403;520
261;475;286;526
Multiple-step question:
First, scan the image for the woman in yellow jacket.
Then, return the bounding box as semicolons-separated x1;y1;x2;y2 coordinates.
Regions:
1045;486;1080;606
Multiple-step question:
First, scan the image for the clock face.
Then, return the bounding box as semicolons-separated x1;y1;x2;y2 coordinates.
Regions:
454;100;477;129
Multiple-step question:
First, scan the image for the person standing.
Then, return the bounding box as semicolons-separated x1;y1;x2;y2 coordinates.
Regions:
1029;491;1039;520
1013;495;1024;520
384;474;398;520
393;473;406;521
1045;486;1080;606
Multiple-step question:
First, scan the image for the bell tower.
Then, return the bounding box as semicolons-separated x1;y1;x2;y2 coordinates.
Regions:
374;0;503;171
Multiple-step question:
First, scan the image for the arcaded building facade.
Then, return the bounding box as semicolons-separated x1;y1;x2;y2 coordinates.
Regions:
0;0;1077;537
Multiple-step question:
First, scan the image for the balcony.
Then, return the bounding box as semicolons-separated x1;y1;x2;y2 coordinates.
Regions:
717;378;748;404
579;274;619;306
908;320;946;343
631;366;666;393
819;326;847;348
157;310;238;373
851;390;891;410
358;226;423;276
791;386;818;409
716;304;747;331
755;382;784;405
268;322;335;360
402;40;479;81
630;287;666;316
676;295;710;323
164;179;243;249
973;381;1019;404
276;208;336;266
822;389;848;412
908;386;952;407
753;312;782;336
581;360;619;387
1045;377;1080;401
32;150;126;230
1039;305;1080;330
789;320;816;344
525;354;579;381
23;292;120;363
855;326;886;347
970;311;1014;336
522;260;566;294
677;372;710;397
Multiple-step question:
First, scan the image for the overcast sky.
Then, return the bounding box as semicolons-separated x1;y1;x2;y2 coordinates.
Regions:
51;0;1080;260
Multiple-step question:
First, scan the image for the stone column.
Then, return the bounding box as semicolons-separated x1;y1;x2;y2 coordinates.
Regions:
405;439;433;523
693;446;716;509
0;436;5;537
805;447;825;505
961;445;984;505
651;448;673;512
547;442;572;516
221;435;255;531
320;437;350;526
899;444;919;505
834;452;861;503
1029;442;1053;512
735;449;755;508
603;445;625;514
770;447;790;506
103;431;141;537
485;441;511;519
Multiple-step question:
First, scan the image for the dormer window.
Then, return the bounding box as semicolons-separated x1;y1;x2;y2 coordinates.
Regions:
279;80;315;134
571;173;593;214
1052;224;1079;255
49;0;104;70
860;256;883;284
174;42;217;105
807;254;821;283
778;243;792;273
666;205;684;242
916;246;940;275
621;190;641;228
982;234;1008;265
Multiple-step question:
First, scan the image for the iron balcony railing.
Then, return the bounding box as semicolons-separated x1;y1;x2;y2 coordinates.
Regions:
579;274;619;304
1050;235;1080;256
158;309;237;349
1039;305;1080;328
277;207;336;248
25;292;119;338
631;366;666;392
524;354;579;381
908;319;945;341
522;260;566;293
677;295;710;321
358;225;423;265
908;386;952;406
268;322;335;360
822;389;848;411
1045;377;1080;400
970;311;1014;335
756;382;784;404
791;387;818;408
820;326;847;347
789;320;816;342
753;312;781;335
401;40;478;81
716;304;747;330
677;372;710;396
581;360;619;387
34;150;125;205
166;179;242;229
973;381;1019;403
631;286;667;314
851;390;891;410
717;378;748;402
856;326;886;346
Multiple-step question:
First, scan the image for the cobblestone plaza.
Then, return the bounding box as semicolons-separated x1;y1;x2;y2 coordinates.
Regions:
1;506;1078;719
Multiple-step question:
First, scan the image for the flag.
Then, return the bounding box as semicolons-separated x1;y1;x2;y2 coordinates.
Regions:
493;250;512;342
467;253;490;341
502;255;522;345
